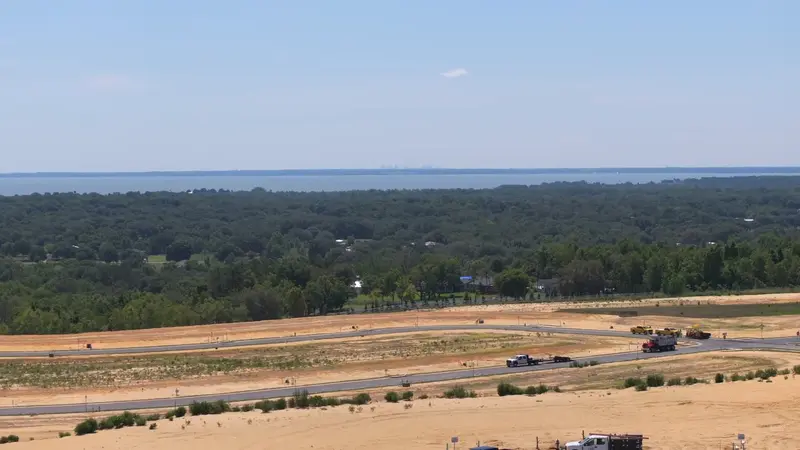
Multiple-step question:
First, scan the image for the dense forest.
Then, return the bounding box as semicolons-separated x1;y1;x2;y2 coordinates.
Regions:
1;176;800;334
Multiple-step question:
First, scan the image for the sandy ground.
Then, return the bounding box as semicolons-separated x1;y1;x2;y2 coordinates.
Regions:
2;292;800;351
5;375;800;449
0;333;638;407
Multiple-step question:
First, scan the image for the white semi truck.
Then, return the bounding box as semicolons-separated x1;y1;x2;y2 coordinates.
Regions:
565;433;644;450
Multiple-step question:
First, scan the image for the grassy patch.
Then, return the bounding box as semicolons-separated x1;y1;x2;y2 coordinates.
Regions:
560;302;800;318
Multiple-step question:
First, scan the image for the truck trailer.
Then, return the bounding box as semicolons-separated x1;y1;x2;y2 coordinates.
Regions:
565;433;644;450
641;335;677;353
506;354;572;367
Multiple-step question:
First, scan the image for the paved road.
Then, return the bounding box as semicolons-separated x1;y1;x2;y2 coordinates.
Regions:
0;324;636;358
1;325;798;416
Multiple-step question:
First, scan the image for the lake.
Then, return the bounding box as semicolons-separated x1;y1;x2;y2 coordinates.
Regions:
0;170;797;196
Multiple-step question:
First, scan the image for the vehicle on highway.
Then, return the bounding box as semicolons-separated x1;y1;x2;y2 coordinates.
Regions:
642;335;677;353
654;327;682;338
686;327;711;339
506;354;540;367
565;433;645;450
629;326;652;335
506;354;572;367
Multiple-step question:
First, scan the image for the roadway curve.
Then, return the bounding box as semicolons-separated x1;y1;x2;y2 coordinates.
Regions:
1;324;798;416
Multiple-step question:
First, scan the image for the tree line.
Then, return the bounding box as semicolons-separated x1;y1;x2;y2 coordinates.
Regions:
2;176;800;334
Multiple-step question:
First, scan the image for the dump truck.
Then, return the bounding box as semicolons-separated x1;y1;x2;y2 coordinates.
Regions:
655;327;682;338
506;354;572;367
565;433;644;450
686;327;711;339
641;335;677;353
629;326;652;335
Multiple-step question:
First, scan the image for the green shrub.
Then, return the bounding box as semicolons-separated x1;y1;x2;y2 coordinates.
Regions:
646;374;664;387
292;390;311;408
231;406;242;412
793;365;800;375
352;393;372;405
135;416;147;426
58;432;71;438
552;386;562;393
2;435;19;443
755;368;778;380
524;386;537;396
444;386;476;399
534;384;550;394
730;373;744;382
384;391;400;402
254;400;273;412
146;413;161;421
74;418;98;436
667;377;682;386
189;400;231;416
274;398;287;410
634;384;648;392
589;360;599;366
778;368;791;376
745;371;755;380
623;377;644;389
497;382;524;396
419;394;429;400
401;391;414;401
149;423;157;430
714;373;725;383
241;403;254;412
684;376;701;385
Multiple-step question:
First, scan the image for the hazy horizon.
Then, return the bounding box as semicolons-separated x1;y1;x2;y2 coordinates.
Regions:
1;2;796;172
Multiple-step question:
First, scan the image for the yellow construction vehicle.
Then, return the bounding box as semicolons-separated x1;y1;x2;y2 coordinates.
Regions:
630;325;653;335
655;327;682;338
686;325;711;339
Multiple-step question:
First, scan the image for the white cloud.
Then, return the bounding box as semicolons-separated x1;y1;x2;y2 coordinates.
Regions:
85;74;135;91
440;68;468;78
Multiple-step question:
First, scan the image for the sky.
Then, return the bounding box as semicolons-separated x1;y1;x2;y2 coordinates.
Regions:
0;1;797;172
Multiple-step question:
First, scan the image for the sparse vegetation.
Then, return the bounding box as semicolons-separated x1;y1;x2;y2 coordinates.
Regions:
667;377;682;386
0;435;20;444
189;400;231;416
646;374;665;387
58;432;71;438
384;391;400;403
444;386;477;399
497;382;524;396
401;391;414;401
635;384;648;392
715;373;725;383
74;418;99;436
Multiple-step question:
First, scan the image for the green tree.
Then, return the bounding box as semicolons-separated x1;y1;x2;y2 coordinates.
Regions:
494;268;530;299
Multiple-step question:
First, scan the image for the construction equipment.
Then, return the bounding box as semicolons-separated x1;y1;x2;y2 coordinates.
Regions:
641;335;677;353
629;326;652;335
655;327;682;338
686;325;711;339
506;354;572;367
565;433;645;450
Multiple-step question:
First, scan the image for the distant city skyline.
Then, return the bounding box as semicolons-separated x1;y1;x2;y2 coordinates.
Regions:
1;1;797;172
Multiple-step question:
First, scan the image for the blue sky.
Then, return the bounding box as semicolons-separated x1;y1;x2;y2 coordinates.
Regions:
0;1;797;172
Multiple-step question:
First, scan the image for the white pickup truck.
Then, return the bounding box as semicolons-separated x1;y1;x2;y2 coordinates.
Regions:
565;433;644;450
506;354;539;367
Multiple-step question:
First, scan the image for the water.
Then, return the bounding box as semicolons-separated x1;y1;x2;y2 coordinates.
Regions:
0;171;795;196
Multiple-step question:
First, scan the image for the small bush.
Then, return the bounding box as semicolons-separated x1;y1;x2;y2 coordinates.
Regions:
684;376;701;385
623;377;644;389
232;406;242;412
419;394;429;400
552;386;562;393
745;371;755;380
352;393;372;405
444;386;477;399
401;391;414;401
135;416;147;427
274;398;288;410
635;384;648;392
755;368;778;380
588;360;599;366
292;390;311;409
793;365;800;375
149;423;157;430
730;373;744;382
385;391;400;403
58;432;71;438
497;382;524;397
146;413;161;421
534;384;550;394
74;418;98;436
254;400;273;412
165;406;186;419
241;404;254;412
646;374;665;387
778;368;791;376
189;400;231;416
524;386;537;396
1;435;19;443
714;373;724;383
667;377;682;386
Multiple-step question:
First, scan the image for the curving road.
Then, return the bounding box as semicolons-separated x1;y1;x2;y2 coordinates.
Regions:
1;324;798;416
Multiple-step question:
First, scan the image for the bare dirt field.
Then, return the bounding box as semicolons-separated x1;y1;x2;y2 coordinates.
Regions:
2;292;800;352
0;332;638;407
5;373;799;449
